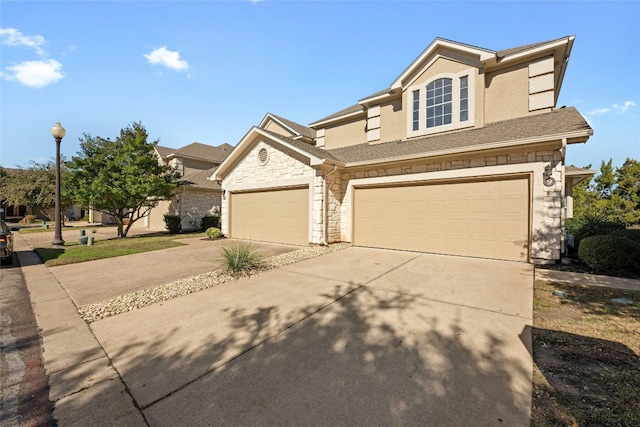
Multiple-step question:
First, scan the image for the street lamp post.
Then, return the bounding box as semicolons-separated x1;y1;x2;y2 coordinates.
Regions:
51;122;66;248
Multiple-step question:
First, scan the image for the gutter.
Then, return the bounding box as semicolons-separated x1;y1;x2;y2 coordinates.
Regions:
341;129;593;169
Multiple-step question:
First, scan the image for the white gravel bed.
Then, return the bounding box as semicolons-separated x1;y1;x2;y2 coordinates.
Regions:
78;242;351;323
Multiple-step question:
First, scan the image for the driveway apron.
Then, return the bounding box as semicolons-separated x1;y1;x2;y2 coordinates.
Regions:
89;247;534;425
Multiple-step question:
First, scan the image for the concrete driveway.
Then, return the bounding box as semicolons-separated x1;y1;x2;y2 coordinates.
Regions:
84;247;533;425
46;237;300;306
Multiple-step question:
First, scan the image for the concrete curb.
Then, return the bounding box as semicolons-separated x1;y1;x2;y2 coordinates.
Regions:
13;233;146;426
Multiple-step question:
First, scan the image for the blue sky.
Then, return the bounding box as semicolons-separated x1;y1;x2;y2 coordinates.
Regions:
1;1;638;171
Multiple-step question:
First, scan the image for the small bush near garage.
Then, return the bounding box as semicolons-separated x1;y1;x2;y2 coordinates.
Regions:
163;214;182;234
578;235;640;274
220;242;264;275
610;228;640;244
200;214;219;231
205;227;223;239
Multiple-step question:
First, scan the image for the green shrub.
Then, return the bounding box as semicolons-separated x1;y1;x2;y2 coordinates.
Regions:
571;213;625;250
220;242;264;275
200;214;220;231
163;214;182;234
205;227;223;239
578;235;640;274
610;228;640;244
564;217;583;237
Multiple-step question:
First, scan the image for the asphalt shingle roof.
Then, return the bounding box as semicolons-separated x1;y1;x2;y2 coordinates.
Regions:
181;167;220;190
327;107;590;164
268;114;316;139
175;142;233;163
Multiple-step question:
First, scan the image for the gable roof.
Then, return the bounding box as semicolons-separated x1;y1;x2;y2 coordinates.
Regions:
310;36;575;128
261;113;316;140
154;145;175;157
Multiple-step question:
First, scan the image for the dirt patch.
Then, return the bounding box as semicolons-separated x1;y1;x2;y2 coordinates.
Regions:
532;280;640;426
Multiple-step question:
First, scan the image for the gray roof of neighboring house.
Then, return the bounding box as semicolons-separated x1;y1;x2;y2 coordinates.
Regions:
174;142;233;163
181;167;220;190
282;107;590;165
268;113;316;139
154;145;175;157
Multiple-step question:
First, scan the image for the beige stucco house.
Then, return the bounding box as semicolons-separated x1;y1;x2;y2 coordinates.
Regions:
211;36;594;263
137;142;233;231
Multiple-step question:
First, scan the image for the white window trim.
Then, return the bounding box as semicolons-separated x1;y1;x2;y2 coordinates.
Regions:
406;69;475;139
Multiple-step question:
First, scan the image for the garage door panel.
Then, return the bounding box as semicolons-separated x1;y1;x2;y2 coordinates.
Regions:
231;187;308;246
354;177;529;261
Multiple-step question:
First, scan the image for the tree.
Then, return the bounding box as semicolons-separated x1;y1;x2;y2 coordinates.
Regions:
0;161;70;221
66;122;182;237
572;157;640;226
611;158;640;225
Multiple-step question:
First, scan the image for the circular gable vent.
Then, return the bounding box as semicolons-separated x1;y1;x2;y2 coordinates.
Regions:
257;147;269;165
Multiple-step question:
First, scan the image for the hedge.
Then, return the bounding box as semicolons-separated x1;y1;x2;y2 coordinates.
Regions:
578;235;640;274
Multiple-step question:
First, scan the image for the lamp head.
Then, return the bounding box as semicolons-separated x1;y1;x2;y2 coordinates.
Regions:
51;122;66;139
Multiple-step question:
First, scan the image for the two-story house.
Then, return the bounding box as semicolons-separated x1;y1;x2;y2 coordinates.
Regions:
211;36;593;263
139;142;233;231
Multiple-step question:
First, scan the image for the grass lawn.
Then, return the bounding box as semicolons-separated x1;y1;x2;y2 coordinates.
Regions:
34;233;206;267
532;280;640;426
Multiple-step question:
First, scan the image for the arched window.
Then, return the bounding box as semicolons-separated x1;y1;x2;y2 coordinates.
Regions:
426;78;452;128
407;70;474;137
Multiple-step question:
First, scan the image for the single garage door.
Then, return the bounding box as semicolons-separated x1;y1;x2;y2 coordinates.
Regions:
353;177;529;261
230;187;309;246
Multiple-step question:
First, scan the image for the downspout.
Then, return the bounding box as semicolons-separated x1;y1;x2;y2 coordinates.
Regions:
321;165;338;246
560;138;567;255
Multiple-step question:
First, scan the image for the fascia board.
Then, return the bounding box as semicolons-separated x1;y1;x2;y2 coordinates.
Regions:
358;91;394;105
498;38;570;64
258;113;299;137
391;39;494;89
343;130;593;168
309;110;365;128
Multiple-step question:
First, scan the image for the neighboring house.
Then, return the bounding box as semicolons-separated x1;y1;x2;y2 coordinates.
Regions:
212;36;594;263
137;142;233;231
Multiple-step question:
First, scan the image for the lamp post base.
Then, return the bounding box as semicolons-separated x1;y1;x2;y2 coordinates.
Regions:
51;238;65;248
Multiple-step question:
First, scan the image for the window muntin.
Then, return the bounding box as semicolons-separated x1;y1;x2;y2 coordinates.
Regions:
460;75;468;122
412;90;420;131
426;78;452;128
406;69;474;137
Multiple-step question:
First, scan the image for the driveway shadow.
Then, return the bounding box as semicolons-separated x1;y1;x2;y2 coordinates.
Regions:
81;284;532;425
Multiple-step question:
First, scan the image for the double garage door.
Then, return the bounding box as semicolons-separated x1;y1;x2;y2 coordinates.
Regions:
229;187;309;246
353;177;530;262
228;177;530;261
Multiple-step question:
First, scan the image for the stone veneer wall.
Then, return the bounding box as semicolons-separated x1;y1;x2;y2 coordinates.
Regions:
338;148;565;261
179;188;221;231
221;141;320;240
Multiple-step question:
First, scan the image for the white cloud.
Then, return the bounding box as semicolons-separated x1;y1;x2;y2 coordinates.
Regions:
0;27;47;56
586;101;636;117
613;101;636;113
586;107;610;116
5;59;65;88
144;46;189;72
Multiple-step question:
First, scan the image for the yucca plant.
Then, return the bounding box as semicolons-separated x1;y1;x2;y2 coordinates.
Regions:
220;242;264;275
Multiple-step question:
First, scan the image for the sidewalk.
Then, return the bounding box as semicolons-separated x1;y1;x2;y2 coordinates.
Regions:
13;233;146;426
535;267;640;291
